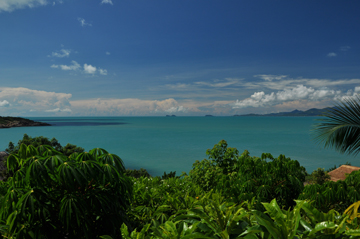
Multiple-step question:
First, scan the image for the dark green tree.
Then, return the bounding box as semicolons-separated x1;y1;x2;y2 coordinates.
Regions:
309;168;330;185
125;168;151;178
0;144;132;238
5;134;84;156
190;140;306;210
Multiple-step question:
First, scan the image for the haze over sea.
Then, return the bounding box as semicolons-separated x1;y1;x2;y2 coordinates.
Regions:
1;116;356;176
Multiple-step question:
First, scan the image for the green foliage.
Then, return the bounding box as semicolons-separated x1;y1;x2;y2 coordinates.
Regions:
177;194;251;239
125;168;151;178
225;153;306;209
0;144;132;238
62;143;85;156
309;168;331;185
189;159;222;191
5;134;84;156
205;139;239;174
120;194;360;239
2;138;360;238
312;95;360;156
127;175;205;230
5;142;14;154
190;140;306;210
161;171;178;180
299;170;360;212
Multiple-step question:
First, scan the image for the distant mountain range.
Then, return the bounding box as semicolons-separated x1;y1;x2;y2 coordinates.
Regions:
234;107;331;117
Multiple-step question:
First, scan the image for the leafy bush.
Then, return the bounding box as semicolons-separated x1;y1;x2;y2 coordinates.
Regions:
120;196;360;239
161;171;178;180
5;134;84;156
189;140;306;210
127;175;205;230
3;137;359;238
125;168;151;178
308;168;331;185
300;170;360;212
189;158;223;191
0;144;132;238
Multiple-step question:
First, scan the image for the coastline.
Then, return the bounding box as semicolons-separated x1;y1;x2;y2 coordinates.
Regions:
0;116;50;129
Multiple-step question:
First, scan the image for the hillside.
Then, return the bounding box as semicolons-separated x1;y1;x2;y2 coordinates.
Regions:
234;107;330;117
0;116;50;128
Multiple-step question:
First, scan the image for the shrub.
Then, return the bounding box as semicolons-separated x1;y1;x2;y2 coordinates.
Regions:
190;140;307;210
5;134;84;156
125;168;151;178
0;144;132;238
300;170;360;212
309;168;331;185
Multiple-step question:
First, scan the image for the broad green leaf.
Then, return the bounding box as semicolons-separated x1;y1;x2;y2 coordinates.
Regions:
252;210;283;239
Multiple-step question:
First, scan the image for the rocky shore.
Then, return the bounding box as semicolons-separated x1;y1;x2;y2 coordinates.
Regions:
0;116;50;128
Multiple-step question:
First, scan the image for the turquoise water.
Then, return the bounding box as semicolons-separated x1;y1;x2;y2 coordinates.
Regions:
0;117;356;176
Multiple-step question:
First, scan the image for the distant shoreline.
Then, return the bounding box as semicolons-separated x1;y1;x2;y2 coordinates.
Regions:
234;107;330;117
0;116;50;128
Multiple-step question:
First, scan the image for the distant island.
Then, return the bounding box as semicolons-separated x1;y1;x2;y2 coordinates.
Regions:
0;116;50;128
166;115;176;117
234;108;330;117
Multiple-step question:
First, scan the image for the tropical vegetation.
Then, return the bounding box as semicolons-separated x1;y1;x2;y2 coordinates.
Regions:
0;133;360;238
0;142;132;238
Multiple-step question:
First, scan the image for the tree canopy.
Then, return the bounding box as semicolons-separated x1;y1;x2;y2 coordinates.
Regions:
0;144;132;238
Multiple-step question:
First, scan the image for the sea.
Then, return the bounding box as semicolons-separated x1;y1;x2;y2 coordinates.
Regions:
0;116;357;176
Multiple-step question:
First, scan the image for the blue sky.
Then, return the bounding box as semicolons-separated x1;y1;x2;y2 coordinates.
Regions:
1;0;360;116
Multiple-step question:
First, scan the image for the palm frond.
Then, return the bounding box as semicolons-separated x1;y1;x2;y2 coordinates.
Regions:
312;95;360;155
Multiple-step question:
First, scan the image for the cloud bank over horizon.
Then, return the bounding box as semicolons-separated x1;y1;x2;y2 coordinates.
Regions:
0;81;359;116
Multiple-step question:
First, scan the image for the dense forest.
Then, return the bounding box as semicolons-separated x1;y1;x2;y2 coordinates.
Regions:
1;135;360;238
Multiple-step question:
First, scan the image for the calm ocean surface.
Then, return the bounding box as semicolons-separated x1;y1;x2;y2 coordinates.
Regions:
0;117;356;176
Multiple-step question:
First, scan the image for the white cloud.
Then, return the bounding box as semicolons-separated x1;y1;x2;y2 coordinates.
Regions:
194;78;243;88
51;61;107;76
327;52;337;57
0;87;72;114
0;0;47;12
165;106;187;113
51;60;81;71
0;100;10;107
70;98;188;116
106;52;111;55
254;75;287;81
101;0;113;5
99;68;107;75
52;0;62;6
78;18;92;27
276;85;314;101
249;75;360;90
84;64;97;74
50;49;71;58
340;46;351;51
164;83;191;91
231;85;344;109
163;78;243;92
45;108;71;112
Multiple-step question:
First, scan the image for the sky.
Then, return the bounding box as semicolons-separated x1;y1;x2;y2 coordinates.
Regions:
0;0;360;116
